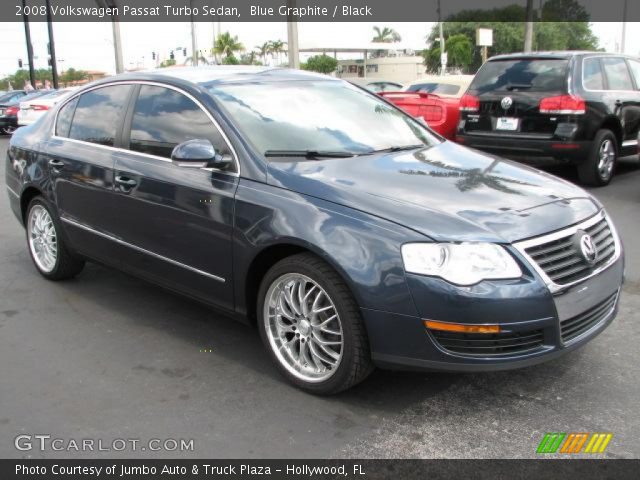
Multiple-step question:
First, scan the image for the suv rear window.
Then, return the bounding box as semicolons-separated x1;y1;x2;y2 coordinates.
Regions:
469;58;568;93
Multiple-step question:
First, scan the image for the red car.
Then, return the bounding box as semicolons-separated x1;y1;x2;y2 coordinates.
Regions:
379;75;473;140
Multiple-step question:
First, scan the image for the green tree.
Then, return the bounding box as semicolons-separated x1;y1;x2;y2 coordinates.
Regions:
239;51;262;65
425;34;473;73
213;32;244;59
222;55;240;65
424;0;599;73
270;40;285;66
372;26;401;43
158;59;176;68
302;55;338;74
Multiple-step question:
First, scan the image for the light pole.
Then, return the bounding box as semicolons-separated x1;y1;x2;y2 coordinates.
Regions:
21;0;36;88
524;0;534;52
287;0;300;68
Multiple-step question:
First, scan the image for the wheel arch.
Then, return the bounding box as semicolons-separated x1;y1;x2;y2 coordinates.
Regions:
600;117;623;149
19;186;43;224
242;240;365;327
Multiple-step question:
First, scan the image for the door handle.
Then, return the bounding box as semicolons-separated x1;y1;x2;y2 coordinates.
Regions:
115;175;137;188
48;159;65;168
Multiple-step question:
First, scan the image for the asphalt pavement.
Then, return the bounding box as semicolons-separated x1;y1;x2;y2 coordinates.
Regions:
0;136;638;459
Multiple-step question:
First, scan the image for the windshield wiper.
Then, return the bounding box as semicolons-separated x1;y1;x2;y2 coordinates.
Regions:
264;150;357;159
505;83;533;91
361;144;425;155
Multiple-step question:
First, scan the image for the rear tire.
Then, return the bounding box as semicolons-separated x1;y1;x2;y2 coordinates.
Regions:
257;253;373;394
25;196;85;280
577;129;617;186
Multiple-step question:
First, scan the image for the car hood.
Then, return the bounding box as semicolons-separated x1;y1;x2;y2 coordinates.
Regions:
266;141;599;243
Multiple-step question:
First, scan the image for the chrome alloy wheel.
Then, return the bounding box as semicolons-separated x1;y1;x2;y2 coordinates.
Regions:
264;273;344;383
27;205;58;273
598;139;615;181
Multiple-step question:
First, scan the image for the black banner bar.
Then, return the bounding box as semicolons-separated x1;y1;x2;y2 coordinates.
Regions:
4;0;640;22
2;459;640;480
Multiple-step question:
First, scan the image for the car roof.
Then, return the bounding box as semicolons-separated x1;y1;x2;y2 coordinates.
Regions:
102;66;335;87
488;51;638;62
407;75;473;86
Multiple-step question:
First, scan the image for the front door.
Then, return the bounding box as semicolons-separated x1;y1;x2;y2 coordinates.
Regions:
110;84;238;310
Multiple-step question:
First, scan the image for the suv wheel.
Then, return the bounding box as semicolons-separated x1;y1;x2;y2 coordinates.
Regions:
26;197;85;280
257;253;373;394
578;129;617;186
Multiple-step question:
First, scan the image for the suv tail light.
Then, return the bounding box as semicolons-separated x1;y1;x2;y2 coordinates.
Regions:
460;94;480;112
5;106;18;115
539;95;585;115
31;104;50;111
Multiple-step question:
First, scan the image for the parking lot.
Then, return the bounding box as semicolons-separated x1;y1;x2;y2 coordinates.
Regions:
0;135;638;459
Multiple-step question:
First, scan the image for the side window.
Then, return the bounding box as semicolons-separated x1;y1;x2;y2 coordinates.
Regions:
55;97;78;137
582;58;604;90
602;57;634;91
626;59;640;90
128;85;231;164
69;85;132;147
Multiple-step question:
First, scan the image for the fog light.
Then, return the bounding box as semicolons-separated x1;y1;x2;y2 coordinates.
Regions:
424;320;501;334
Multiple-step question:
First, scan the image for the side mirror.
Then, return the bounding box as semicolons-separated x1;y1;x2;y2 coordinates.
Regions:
171;139;232;170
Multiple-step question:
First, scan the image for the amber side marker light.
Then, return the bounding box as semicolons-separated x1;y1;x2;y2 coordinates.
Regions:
424;320;501;334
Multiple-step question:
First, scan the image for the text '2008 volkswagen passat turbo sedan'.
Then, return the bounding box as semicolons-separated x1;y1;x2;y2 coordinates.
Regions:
5;67;624;394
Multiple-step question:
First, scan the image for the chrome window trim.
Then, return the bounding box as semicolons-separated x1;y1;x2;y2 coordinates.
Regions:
6;185;20;198
581;55;636;93
622;139;638;147
60;216;226;283
50;80;240;177
513;210;622;294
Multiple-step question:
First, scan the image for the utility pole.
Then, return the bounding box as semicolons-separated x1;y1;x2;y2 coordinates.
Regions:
111;20;124;73
437;0;445;75
45;0;59;88
286;0;300;68
524;0;534;52
190;0;198;66
621;0;628;53
21;0;36;89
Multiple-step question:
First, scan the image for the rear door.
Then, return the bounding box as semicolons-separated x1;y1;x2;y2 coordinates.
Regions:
110;83;238;309
46;84;133;263
462;57;570;138
610;57;640;153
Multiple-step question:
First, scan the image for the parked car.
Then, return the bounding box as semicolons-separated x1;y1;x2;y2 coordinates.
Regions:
6;67;624;394
18;88;76;127
0;90;53;135
350;79;404;93
456;51;640;186
379;75;473;139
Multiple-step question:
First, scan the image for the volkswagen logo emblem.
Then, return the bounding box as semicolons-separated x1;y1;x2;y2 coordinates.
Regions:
578;233;598;265
501;96;513;110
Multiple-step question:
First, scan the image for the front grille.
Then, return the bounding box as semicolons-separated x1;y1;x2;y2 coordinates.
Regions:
431;329;544;357
524;216;616;285
560;292;618;343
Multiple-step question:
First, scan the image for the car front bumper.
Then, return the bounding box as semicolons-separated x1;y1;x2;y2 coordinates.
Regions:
364;253;624;372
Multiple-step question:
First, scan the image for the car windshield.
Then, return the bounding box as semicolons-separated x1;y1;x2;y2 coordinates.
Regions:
208;80;437;157
470;58;569;93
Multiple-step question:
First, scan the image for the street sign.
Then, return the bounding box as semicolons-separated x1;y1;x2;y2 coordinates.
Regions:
476;28;493;47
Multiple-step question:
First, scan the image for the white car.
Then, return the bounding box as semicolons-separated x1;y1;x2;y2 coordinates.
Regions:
18;88;77;126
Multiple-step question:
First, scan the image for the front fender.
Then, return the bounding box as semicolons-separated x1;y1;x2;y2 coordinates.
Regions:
233;179;425;318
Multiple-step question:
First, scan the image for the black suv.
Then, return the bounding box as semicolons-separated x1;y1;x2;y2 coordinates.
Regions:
457;51;640;185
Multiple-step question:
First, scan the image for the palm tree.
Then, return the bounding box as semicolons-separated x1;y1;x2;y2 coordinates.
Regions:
256;42;272;65
270;40;285;66
372;26;402;43
213;32;244;59
185;54;209;66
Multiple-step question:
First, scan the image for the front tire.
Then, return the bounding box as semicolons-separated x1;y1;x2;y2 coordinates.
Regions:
577;129;617;186
26;197;85;280
257;253;373;394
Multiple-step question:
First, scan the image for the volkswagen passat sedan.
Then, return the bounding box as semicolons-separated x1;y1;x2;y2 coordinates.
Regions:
5;67;624;394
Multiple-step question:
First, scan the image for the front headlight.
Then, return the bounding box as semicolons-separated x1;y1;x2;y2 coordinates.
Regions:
401;242;522;286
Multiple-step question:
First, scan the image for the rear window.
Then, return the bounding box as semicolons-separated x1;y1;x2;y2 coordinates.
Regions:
470;58;568;93
406;83;461;95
